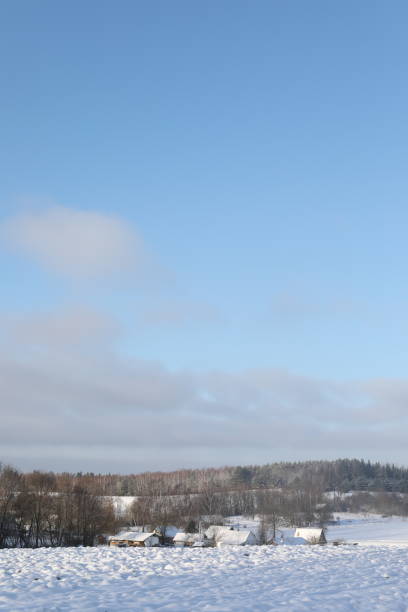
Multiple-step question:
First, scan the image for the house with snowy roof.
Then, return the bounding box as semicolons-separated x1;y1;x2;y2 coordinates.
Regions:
293;528;326;544
205;525;234;540
173;532;207;547
216;529;257;547
205;525;257;547
108;531;159;547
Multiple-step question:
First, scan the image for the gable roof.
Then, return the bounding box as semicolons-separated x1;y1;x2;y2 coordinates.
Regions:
205;525;234;540
109;531;157;542
173;532;203;544
217;530;256;546
294;528;326;542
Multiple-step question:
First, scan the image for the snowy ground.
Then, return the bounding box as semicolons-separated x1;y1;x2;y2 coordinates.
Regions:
225;513;408;546
327;513;408;545
1;514;408;611
110;496;136;517
1;544;408;611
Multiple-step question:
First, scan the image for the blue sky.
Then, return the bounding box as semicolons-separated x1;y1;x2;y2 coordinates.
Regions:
1;1;408;471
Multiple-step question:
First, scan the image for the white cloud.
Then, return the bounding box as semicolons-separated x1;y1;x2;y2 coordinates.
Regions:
1;306;120;350
1;307;408;471
1;206;147;279
138;300;222;327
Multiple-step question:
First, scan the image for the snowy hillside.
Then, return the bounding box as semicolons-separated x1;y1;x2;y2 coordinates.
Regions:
225;513;408;546
327;513;408;545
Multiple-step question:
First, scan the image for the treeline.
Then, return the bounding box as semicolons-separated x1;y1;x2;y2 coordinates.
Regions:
0;466;118;548
2;459;408;548
0;462;333;548
123;462;408;538
0;464;330;548
71;459;408;497
126;485;332;539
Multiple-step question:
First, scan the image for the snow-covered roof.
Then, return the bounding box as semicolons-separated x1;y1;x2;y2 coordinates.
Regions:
294;528;325;542
109;531;157;542
205;525;234;540
217;530;256;546
173;532;203;543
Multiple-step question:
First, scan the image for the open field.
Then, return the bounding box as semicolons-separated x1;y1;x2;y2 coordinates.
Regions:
1;514;408;611
223;512;408;546
327;513;408;546
0;543;408;610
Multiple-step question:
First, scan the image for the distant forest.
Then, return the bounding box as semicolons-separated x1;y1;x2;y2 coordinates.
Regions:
1;459;408;548
77;458;408;496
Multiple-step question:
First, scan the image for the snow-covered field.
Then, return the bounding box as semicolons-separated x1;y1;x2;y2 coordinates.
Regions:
327;513;408;545
1;544;408;611
1;515;408;611
225;513;408;546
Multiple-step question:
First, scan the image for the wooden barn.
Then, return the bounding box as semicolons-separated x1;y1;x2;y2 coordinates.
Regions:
108;531;159;547
294;528;327;544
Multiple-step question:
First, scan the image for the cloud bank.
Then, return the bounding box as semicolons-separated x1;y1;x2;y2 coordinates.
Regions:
1;306;407;473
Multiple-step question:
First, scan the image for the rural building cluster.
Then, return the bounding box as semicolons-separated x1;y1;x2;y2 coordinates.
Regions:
107;526;326;547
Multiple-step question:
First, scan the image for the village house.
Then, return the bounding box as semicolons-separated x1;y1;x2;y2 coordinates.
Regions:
293;528;327;544
205;525;257;547
154;526;179;546
205;525;234;541
216;529;257;547
173;532;207;547
108;531;159;547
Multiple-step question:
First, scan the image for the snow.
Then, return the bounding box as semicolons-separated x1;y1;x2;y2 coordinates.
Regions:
205;525;234;539
294;528;324;539
294;528;325;543
204;525;257;545
216;530;257;546
108;531;158;543
327;513;408;546
225;513;408;547
2;514;408;610
173;532;203;544
109;496;135;516
1;544;408;610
